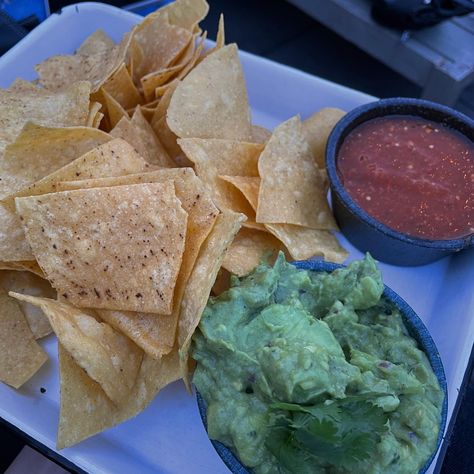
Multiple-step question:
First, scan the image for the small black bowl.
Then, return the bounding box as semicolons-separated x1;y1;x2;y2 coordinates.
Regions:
196;259;448;474
325;98;474;266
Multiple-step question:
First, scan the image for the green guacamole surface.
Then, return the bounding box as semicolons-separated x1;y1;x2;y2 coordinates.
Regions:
192;254;444;474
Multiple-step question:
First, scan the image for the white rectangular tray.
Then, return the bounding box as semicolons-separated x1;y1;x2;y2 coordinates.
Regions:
1;3;473;473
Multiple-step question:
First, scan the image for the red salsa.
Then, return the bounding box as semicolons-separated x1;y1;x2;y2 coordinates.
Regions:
337;115;473;240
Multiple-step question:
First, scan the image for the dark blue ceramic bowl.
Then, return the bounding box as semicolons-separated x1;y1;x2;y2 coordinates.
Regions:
196;259;448;474
325;98;474;266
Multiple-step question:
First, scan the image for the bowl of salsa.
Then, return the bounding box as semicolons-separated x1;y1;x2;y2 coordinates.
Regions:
193;255;447;474
325;98;473;265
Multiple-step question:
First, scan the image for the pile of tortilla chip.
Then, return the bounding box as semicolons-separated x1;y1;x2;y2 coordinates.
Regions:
0;0;347;449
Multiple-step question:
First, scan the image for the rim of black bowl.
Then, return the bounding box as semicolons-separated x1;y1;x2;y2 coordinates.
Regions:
325;97;474;251
195;260;448;474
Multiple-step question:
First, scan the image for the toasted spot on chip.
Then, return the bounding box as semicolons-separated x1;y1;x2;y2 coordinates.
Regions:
222;228;284;277
257;116;337;230
0;288;47;388
14;138;151;199
0;271;54;338
178;209;245;387
303;107;345;168
10;293;143;406
16;181;188;314
265;223;348;263
0;124;111;201
111;108;175;167
179;138;262;213
167;44;252;140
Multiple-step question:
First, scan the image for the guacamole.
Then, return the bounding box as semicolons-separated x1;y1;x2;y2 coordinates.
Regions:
192;254;444;474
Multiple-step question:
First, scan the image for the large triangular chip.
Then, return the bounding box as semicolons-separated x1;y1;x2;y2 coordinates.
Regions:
167;44;252;140
16;181;188;314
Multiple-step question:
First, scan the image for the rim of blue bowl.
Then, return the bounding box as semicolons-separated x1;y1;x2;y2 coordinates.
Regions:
195;259;448;474
325;97;474;251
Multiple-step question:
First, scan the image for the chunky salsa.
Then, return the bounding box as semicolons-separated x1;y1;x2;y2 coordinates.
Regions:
192;254;444;474
337;115;473;240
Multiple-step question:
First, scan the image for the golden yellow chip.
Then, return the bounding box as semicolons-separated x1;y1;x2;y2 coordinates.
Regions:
257;116;337;230
153;115;183;159
58;168;219;357
303;108;345;168
0;124;111;201
0;81;91;156
0;271;54;338
102;63;142;110
179;138;262;214
178;209;245;386
86;101;103;128
222;228;283;277
16;181;187;314
111;107;175;167
77;29;115;56
265;223;348;263
218;175;260;210
57;345;181;449
0;288;47;388
101;87;129;129
14;138;151;198
167;44;252;140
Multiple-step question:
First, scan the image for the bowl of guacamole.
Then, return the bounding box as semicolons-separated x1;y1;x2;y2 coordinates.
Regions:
192;254;447;474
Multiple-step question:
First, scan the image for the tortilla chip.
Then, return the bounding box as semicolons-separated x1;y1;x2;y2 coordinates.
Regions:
178;209;245;386
0;124;111;201
179;138;262;214
86;102;103;127
303;108;345;168
14;138;151;198
222;228;283;277
77;30;115;56
101;87;129;129
154;115;183;159
0;271;54;338
130;13;192;84
0;81;91;156
256;116;337;230
0;260;45;278
141;65;183;102
0;288;47;388
16;181;187;313
167;44;252;140
157;0;209;30
7;79;46;94
0;203;34;261
212;267;231;296
111;108;174;167
57;344;180;449
251;125;272;144
10;293;143;405
58;168;219;356
218;175;260;210
265;223;348;263
102;63;142;110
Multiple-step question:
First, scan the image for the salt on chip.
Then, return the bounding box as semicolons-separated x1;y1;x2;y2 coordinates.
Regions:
0;124;111;201
102;63;142;110
167;44;252;140
0;271;54;339
59;168;219;357
14;138;151;199
178;209;245;386
256;116;337;230
10;293;143;406
179;138;262;214
16;181;187;314
57;345;181;449
77;29;115;56
0;81;91;156
222;228;283;277
303;108;345;168
265;223;348;263
111;108;175;167
0;288;47;388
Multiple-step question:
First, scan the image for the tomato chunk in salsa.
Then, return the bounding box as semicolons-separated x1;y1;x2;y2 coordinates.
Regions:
337;115;473;240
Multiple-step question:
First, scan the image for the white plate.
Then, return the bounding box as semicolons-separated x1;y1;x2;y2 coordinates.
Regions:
0;3;473;473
